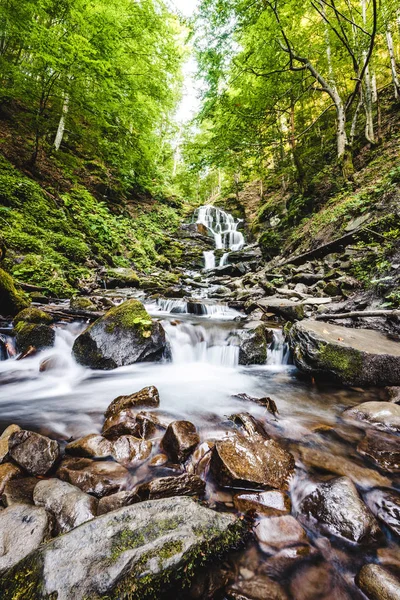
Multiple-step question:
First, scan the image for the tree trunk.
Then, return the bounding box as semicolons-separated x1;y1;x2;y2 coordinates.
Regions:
54;94;69;151
361;0;375;144
386;26;400;99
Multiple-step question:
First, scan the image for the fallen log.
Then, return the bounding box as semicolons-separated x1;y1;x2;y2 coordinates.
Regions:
316;310;400;320
40;306;104;322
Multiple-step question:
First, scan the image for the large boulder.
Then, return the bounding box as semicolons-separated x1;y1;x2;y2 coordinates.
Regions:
33;479;98;534
8;430;60;476
210;432;295;490
13;307;52;326
15;323;55;354
0;504;52;575
72;299;167;369
289;319;400;386
0;268;29;317
299;476;382;545
0;497;246;600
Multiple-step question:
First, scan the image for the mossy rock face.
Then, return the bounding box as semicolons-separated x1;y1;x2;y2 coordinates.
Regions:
0;497;247;600
70;297;97;311
0;268;29;317
72;299;167;369
289;319;400;386
14;307;52;326
237;324;268;365
105;268;140;289
15;323;55;354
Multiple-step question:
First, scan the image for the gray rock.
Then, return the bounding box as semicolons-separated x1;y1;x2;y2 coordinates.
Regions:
8;430;60;476
356;564;400;600
162;420;200;463
104;385;160;418
0;504;52;574
299;476;382;545
289;320;400;386
237;324;268;365
210;432;295;490
33;479;98;533
0;497;246;600
357;430;400;473
344;402;400;433
56;457;129;498
72;299;167;370
255;515;308;554
365;488;400;538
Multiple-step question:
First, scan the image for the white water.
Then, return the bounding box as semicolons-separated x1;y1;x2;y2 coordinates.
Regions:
145;298;242;320
195;204;245;270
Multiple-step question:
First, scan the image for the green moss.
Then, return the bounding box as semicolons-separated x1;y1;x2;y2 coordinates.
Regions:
0;267;29;316
318;343;363;381
14;307;52;326
102;300;153;337
70;297;97;311
15;322;55;353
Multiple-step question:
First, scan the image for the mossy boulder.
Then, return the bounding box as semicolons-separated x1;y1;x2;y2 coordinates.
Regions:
237;324;268;365
106;268;140;289
0;268;29;317
72;299;167;369
70;297;98;311
0;497;246;600
289;319;400;386
15;323;55;354
14;307;52;326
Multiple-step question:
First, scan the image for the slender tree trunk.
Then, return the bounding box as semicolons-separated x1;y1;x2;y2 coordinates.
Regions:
386;26;400;99
350;98;362;145
54;94;69;151
361;0;375;144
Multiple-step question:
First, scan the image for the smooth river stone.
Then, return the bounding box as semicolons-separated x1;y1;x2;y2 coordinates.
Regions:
56;457;129;498
255;515;308;554
102;409;164;440
8;430;60;476
104;385;160;418
210;432;295;490
234;490;291;516
343;401;400;433
0;504;52;575
66;434;152;467
0;497;246;600
356;564;400;600
34;479;98;534
162;420;200;463
299;476;382;545
357;430;400;472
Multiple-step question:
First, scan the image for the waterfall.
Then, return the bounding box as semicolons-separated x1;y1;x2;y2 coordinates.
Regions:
145;298;242;320
267;330;290;366
195;205;245;270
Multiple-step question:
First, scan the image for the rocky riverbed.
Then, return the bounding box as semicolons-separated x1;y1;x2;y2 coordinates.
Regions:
0;205;399;599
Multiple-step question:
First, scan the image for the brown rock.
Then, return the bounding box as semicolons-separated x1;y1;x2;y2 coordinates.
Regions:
97;489;140;515
228;412;270;438
343;401;400;434
210;432;295;490
149;453;168;467
297;445;391;488
8;430;60;476
136;473;206;500
102;410;164;440
255;515;308;554
290;562;356;600
365;488;400;537
356;564;400;600
226;575;289;600
0;463;23;494
66;434;113;459
260;544;319;579
56;457;129;498
357;430;400;473
234;490;291;517
162;420;200;463
104;385;160;418
2;477;39;506
66;433;152;467
299;476;382;545
0;424;21;464
187;441;214;477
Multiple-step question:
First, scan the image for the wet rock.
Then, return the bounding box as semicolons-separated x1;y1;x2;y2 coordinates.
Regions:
234;491;291;517
289;320;400;386
365;489;400;537
136;473;206;501
356;564;400;600
70;297;98;311
237;324;268;365
357;430;400;473
297;446;391;487
72;299;167;369
290;562;356;600
0;504;52;575
228;413;270;438
56;457;129;498
39;355;70;372
97;489;140;515
261;544;319;579
2;477;39;506
8;430;60;476
299;476;382;545
149;453;168;467
66;434;113;459
15;323;55;354
210;432;295;490
0;463;23;494
343;401;400;433
0;424;20;463
102;409;164;439
104;385;160;419
255;515;308;554
188;563;233;599
187;441;214;477
162;420;200;463
0;497;246;600
33;479;98;534
14;307;52;326
111;435;152;467
226;575;289;600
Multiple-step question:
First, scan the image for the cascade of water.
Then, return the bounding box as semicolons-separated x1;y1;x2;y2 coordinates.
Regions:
145;298;242;320
267;330;290;366
195;204;245;270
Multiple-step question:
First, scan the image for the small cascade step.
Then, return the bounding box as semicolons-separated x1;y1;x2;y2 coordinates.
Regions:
194;205;245;270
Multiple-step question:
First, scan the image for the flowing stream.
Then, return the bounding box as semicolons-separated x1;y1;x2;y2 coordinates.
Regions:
0;205;398;598
195;204;245;269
